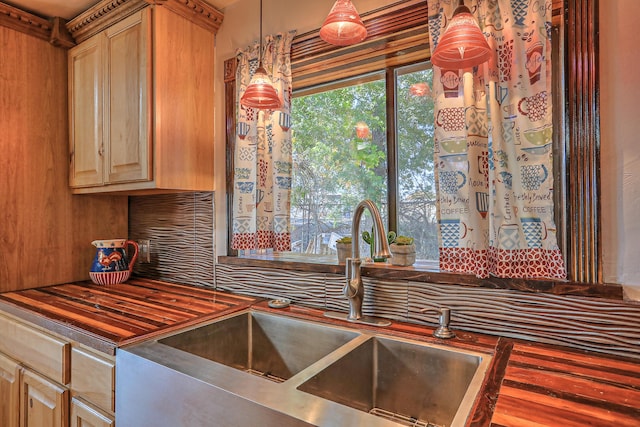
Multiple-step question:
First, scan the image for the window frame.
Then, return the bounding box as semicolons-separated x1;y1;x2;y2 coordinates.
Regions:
224;0;602;285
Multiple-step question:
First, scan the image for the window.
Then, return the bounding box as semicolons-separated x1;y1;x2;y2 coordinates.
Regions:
224;0;601;284
290;63;437;261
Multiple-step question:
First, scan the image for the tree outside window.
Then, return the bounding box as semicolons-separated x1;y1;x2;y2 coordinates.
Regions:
290;63;437;261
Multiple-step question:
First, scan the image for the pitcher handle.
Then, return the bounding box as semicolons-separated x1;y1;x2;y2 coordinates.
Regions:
125;240;139;273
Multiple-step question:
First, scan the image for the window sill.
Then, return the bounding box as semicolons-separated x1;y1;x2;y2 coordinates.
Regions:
216;255;624;301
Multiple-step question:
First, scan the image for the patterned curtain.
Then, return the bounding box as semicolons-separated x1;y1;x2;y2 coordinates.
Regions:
232;31;295;251
428;0;566;278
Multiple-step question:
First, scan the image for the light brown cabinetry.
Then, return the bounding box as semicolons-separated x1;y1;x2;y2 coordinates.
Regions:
0;313;115;427
21;369;69;427
68;2;219;194
0;358;69;427
71;397;114;427
69;10;150;189
0;353;20;427
71;347;115;413
0;313;70;427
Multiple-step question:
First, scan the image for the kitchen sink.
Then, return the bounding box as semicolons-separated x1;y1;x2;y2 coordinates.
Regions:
118;309;491;427
298;336;484;427
158;310;360;382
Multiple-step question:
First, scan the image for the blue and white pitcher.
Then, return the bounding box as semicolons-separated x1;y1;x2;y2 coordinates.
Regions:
89;239;139;285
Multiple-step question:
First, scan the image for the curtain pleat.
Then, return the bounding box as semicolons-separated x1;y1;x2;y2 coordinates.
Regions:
428;0;566;278
232;31;296;251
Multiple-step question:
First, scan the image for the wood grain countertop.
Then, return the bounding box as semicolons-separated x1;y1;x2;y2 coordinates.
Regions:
0;278;259;355
0;281;637;425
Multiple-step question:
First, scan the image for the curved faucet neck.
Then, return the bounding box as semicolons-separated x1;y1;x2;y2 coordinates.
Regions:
350;199;391;260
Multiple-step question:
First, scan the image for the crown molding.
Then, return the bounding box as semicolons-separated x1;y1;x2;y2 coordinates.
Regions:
67;0;223;44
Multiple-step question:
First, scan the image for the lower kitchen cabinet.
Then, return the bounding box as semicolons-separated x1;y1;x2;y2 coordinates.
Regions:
0;354;69;427
71;397;114;427
22;368;69;427
0;312;115;426
0;352;20;427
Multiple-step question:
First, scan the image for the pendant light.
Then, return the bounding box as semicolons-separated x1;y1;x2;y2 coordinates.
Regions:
320;0;367;46
240;0;283;110
430;1;492;70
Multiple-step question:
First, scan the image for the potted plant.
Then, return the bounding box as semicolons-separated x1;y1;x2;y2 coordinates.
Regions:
335;236;352;264
389;235;416;266
362;230;396;262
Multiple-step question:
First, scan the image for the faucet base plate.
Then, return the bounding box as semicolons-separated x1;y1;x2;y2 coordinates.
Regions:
323;311;391;327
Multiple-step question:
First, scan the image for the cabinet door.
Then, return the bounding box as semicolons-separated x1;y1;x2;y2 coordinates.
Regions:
0;353;19;427
21;369;68;427
104;8;152;184
70;398;114;427
69;34;104;187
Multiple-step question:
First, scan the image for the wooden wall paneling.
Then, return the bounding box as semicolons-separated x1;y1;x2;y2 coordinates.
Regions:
0;26;127;292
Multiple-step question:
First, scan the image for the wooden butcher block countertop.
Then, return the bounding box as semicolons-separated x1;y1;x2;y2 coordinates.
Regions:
0;278;258;354
0;280;638;425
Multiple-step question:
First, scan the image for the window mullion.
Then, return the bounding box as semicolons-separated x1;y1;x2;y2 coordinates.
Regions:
386;68;398;234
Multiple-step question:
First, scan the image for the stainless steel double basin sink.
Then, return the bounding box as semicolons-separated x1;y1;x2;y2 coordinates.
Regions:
116;310;491;427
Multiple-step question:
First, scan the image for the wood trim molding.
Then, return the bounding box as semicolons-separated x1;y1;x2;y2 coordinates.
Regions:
49;17;76;48
66;0;223;43
224;58;238;257
291;0;429;89
0;2;50;40
66;0;147;43
0;1;74;47
565;0;601;283
147;0;223;34
291;0;428;60
0;2;75;48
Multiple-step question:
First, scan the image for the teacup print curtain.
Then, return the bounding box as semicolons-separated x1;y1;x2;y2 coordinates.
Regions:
428;0;566;278
232;31;295;252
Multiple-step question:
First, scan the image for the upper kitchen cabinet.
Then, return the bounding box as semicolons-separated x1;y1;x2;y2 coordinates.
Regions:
67;0;223;194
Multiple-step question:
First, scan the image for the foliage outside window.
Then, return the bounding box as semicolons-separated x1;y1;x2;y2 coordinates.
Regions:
289;63;437;262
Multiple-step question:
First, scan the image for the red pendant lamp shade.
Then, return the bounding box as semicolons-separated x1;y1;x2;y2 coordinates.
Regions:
320;0;367;46
431;4;492;69
240;0;283;110
240;65;282;110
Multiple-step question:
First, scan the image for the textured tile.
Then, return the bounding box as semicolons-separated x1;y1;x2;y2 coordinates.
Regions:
129;192;214;287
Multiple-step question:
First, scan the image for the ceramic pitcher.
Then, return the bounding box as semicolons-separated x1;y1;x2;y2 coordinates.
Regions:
89;239;139;285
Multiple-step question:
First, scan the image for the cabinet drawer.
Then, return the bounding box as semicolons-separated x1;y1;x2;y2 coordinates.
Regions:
0;314;69;384
71;397;115;427
71;347;115;412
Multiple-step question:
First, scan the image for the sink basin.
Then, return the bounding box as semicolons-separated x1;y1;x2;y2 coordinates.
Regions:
297;336;485;427
158;311;360;382
119;310;490;427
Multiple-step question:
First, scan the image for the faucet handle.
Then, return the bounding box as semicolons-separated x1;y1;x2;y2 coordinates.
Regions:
420;307;456;339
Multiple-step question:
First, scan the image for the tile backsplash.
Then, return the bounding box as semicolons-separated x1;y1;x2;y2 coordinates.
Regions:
127;192;640;359
128;192;215;287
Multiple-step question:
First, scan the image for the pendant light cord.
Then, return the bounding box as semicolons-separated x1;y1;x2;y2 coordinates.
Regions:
258;0;263;67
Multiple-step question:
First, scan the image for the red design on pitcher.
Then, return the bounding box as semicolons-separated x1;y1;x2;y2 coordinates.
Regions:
98;251;123;267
